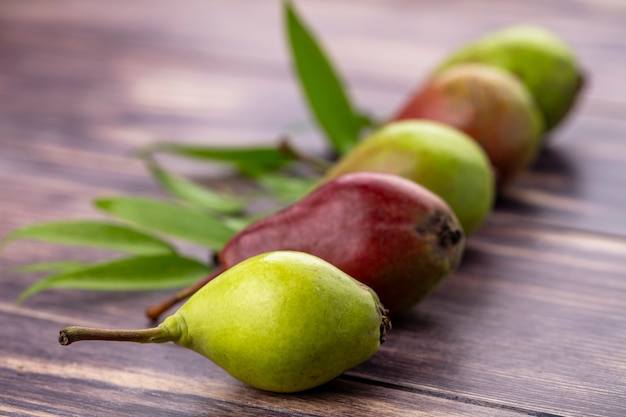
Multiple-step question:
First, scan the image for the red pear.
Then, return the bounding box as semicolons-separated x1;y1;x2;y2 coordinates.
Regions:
147;172;464;319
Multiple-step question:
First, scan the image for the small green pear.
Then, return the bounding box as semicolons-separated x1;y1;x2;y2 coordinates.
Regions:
59;251;390;393
324;120;495;235
437;25;585;132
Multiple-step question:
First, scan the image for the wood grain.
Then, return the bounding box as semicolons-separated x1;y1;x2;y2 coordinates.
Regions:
1;1;625;416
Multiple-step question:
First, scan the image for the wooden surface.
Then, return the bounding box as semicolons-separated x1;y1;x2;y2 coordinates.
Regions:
1;1;625;416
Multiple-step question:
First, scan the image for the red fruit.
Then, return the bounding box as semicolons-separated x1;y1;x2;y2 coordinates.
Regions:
147;172;465;319
222;172;464;316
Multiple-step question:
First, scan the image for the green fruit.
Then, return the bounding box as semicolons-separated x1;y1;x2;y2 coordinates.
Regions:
437;25;585;131
324;120;494;235
59;251;390;393
394;63;544;187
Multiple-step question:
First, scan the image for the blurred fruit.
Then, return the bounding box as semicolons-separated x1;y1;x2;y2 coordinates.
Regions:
437;25;585;132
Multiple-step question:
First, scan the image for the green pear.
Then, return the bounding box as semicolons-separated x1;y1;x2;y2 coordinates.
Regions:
59;251;390;393
437;25;585;132
324;120;495;235
393;63;544;187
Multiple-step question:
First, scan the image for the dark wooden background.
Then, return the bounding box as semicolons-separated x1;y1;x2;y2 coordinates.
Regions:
1;1;625;416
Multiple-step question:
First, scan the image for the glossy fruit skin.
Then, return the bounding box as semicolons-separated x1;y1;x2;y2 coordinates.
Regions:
163;251;388;393
220;172;465;316
324;121;494;235
394;63;544;187
437;25;584;132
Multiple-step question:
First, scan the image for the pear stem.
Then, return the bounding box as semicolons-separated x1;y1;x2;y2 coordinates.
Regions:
59;326;172;346
145;267;223;322
277;137;332;173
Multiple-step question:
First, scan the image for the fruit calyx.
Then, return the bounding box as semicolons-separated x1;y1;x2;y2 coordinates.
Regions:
378;304;392;345
439;223;463;248
415;210;464;249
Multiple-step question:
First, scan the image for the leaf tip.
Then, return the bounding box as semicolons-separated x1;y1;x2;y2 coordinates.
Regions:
14;288;32;305
93;197;111;211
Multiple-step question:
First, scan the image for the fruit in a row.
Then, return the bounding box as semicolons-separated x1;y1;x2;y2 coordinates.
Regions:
57;24;585;395
146;25;584;324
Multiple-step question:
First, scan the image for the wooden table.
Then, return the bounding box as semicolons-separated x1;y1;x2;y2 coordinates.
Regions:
1;1;625;416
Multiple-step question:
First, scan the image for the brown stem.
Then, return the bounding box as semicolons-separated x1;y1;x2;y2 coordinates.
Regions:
277;137;332;173
59;326;171;346
145;267;224;322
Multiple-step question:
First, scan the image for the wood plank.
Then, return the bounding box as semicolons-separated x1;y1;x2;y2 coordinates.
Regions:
0;307;526;417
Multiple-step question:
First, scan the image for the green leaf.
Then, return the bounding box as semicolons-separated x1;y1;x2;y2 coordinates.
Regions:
146;160;246;214
1;220;175;255
285;0;367;155
14;261;88;274
16;254;211;303
258;174;317;204
220;215;257;233
94;196;237;250
144;142;295;173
